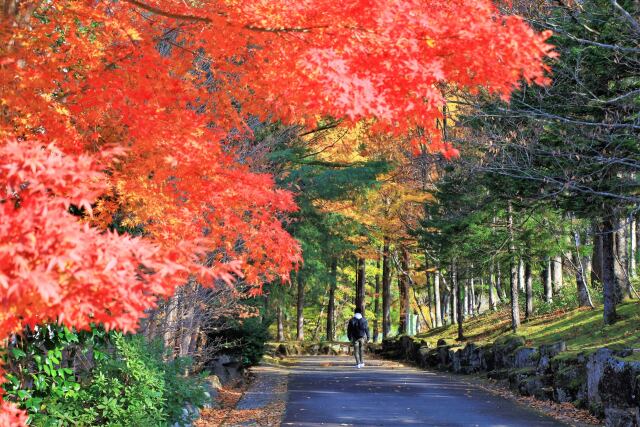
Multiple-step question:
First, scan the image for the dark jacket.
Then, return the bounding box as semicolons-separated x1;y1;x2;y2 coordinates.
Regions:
347;315;370;341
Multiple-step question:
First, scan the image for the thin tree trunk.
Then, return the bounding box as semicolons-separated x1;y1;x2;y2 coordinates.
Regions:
454;261;464;340
373;255;381;342
508;201;520;332
450;263;457;326
489;262;496;310
542;257;553;302
296;272;305;341
573;229;594;308
398;248;411;334
326;258;337;341
525;260;533;320
463;278;469;317
403;249;411;333
602;217;618;324
277;306;285;342
382;238;391;338
355;257;366;314
630;218;637;278
434;270;442;327
470;276;476;317
495;264;505;302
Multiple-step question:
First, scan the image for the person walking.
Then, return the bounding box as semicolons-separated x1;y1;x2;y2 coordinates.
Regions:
347;308;370;368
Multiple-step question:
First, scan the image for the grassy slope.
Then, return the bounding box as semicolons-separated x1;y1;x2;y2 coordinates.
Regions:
415;302;640;356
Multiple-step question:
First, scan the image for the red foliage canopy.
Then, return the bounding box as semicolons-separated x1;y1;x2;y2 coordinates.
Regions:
0;0;552;421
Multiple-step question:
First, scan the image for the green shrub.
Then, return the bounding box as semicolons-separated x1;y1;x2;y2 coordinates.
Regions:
3;328;206;426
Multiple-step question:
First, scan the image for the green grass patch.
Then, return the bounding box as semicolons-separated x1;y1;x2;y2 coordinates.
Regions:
416;302;640;352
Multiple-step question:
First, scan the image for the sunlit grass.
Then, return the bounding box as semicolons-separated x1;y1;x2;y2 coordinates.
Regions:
416;302;640;352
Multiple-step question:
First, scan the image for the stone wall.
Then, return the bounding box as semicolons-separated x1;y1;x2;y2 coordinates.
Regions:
378;335;640;427
265;341;375;357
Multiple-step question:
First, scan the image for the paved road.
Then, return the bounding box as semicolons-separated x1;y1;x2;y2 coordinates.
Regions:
282;356;566;427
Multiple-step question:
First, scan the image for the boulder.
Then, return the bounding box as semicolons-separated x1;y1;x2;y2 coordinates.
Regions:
514;347;539;369
604;407;638;427
551;353;587;405
208;354;243;384
587;348;640;423
437;338;453;347
479;345;495;371
537;342;567;375
493;335;526;369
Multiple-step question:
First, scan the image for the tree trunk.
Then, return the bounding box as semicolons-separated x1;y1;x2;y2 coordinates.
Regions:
277;306;285;342
508;202;520;332
450;263;457;326
525;260;533;320
602;217;618;324
518;259;525;292
434;270;442;327
489;262;496;310
355;257;366;314
495;264;505;302
552;255;563;293
592;224;604;288
382;238;392;338
326;257;337;341
453;261;464;340
573;230;594;308
296;272;305;341
163;294;178;357
542;257;553;302
470;276;476;316
373;255;381;342
463;278;469;317
630;218;637;278
614;217;630;299
398;248;411;334
398;274;406;334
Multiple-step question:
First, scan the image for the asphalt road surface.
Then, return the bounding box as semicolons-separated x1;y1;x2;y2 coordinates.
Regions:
282;356;566;427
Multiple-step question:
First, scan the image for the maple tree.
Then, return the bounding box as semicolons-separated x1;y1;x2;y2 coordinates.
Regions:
1;0;553;421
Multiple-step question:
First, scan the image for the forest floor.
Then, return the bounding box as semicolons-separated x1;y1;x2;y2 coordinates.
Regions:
195;361;289;426
417;301;640;358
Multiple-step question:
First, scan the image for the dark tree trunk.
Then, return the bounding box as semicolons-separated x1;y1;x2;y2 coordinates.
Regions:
450;263;457;326
326;257;338;341
382;238;391;338
434;270;442;327
495;264;505;302
401;247;411;333
602;217;618;324
296;272;305;341
373;255;381;342
508;202;520;332
592;224;604;288
356;257;366;314
454;262;464;340
630;218;637;278
525;260;533;320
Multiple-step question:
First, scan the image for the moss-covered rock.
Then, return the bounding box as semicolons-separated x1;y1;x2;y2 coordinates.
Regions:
551;353;587;404
493;335;526;369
